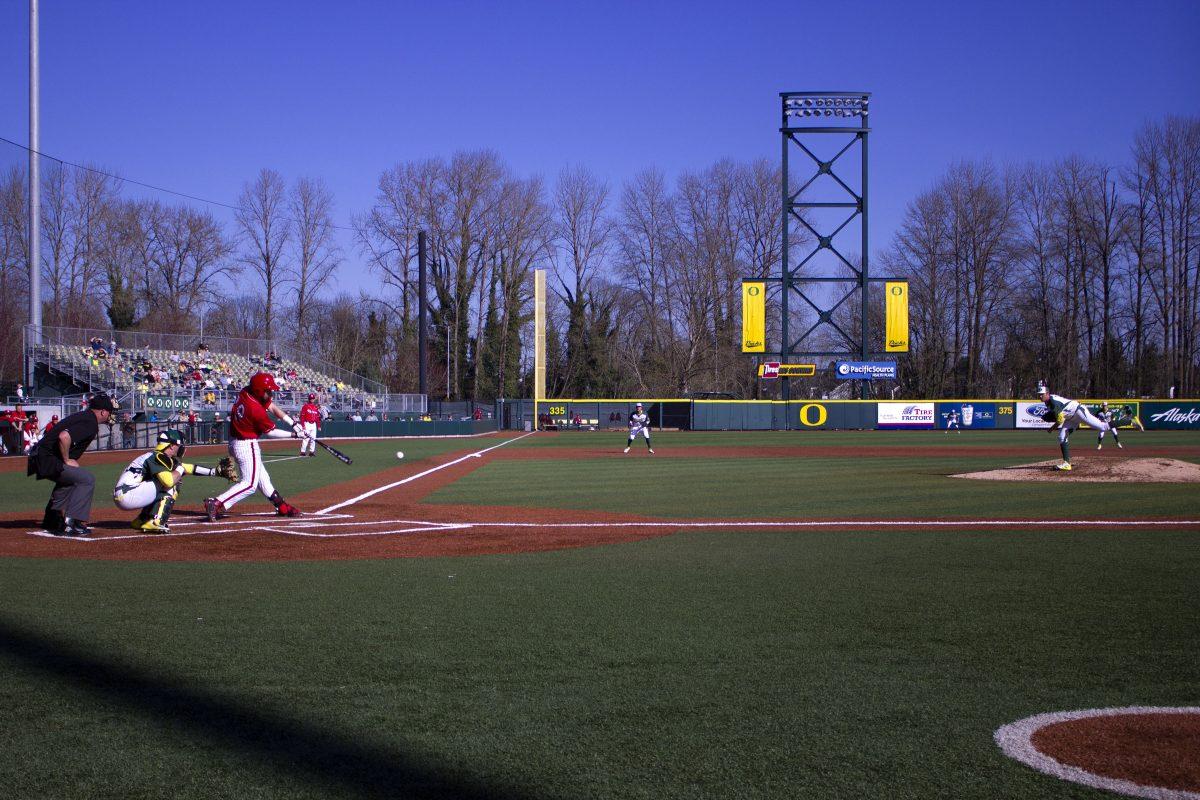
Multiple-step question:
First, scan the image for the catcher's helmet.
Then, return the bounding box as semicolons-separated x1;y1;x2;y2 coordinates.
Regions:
155;428;186;459
249;372;280;401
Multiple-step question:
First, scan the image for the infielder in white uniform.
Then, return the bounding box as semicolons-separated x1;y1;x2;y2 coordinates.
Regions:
1037;382;1142;471
1095;402;1124;450
624;402;653;454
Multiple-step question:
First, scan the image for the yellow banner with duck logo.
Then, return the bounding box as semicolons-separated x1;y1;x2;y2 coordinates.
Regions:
742;282;765;352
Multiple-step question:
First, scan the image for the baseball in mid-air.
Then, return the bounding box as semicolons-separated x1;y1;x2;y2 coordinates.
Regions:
395;451;404;460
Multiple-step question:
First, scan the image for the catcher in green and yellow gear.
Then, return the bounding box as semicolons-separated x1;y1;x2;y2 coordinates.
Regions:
112;429;239;533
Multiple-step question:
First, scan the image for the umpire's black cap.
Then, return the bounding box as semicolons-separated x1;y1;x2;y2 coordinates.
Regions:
89;394;118;412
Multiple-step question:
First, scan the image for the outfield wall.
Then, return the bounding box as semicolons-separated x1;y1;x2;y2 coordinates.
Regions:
498;398;1200;432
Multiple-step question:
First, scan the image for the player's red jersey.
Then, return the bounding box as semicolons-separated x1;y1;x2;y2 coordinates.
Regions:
229;389;275;440
298;403;321;425
22;420;38;434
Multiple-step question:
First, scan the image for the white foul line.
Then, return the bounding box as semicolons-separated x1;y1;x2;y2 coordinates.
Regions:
314;432;535;515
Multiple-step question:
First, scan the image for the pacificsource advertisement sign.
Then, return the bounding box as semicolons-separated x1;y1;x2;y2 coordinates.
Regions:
835;361;898;380
877;402;935;428
1140;402;1200;430
935;402;998;429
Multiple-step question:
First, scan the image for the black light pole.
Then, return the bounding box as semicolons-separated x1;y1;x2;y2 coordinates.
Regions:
418;231;428;397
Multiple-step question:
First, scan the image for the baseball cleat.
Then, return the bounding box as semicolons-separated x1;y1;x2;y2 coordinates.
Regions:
277;502;301;517
60;518;92;537
1117;442;1123;449
648;449;654;454
623;447;630;454
1134;417;1145;431
1097;443;1102;450
203;497;223;523
134;519;170;533
1054;462;1073;471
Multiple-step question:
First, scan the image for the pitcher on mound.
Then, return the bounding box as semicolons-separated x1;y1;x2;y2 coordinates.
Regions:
205;372;308;521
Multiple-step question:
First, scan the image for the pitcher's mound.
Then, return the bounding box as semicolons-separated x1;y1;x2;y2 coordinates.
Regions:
952;458;1200;483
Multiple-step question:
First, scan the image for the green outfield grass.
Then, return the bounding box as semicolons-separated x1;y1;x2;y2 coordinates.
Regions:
1;430;1198;799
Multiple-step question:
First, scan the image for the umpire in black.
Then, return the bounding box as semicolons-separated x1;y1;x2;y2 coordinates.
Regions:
27;393;117;536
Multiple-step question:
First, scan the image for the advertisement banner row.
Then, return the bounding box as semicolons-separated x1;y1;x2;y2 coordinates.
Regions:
684;399;1200;431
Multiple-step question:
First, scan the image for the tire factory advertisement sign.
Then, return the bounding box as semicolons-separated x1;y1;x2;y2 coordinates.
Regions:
1016;402;1054;429
1140;401;1200;430
877;402;935;429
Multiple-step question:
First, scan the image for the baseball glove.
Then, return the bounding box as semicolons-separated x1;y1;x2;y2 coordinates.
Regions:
216;456;239;482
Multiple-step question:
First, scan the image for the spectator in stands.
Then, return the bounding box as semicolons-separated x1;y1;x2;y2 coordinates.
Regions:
286;367;297;382
203;390;217;408
571;412;582;429
109;338;118;356
474;408;484;421
191;368;203;384
351;411;363;422
120;413;136;449
381;413;389;422
89;336;103;354
16;383;25;402
219;373;232;390
187;410;198;442
365;412;378;422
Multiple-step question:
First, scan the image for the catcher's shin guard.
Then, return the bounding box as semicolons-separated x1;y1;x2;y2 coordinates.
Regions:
149;492;176;526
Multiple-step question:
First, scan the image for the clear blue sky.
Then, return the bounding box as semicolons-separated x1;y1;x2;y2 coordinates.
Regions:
2;0;1198;294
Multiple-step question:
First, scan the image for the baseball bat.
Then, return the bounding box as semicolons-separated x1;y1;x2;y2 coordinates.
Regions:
314;438;353;465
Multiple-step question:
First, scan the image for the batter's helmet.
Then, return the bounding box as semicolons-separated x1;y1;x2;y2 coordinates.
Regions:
249;372;280;401
155;428;187;459
308;393;316;402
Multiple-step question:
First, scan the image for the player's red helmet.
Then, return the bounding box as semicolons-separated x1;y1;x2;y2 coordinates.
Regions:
308;393;316;402
249;372;281;402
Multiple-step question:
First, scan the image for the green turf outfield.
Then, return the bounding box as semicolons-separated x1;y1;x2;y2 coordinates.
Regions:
1;431;1198;799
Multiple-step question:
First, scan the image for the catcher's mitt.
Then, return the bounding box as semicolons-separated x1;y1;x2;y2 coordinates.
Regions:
216;456;239;482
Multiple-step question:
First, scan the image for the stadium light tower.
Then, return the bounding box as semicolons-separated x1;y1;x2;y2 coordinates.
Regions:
27;0;41;385
778;91;872;401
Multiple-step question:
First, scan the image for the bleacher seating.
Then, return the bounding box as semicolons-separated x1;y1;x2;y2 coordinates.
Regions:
40;341;381;411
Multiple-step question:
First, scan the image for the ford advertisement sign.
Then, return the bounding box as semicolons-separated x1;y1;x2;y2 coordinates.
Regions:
1016;402;1054;429
936;402;997;429
835;361;898;380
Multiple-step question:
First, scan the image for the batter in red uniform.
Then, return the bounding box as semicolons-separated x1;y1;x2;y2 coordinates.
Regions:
204;372;309;521
298;394;321;457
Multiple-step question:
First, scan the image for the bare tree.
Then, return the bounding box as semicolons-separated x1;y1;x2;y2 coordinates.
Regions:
551;165;612;395
290;176;342;343
235;168;290;341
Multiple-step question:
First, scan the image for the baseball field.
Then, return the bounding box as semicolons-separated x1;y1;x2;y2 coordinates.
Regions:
1;430;1198;799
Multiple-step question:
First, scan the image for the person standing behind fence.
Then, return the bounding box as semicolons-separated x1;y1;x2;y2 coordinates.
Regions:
298;394;321;457
27;394;117;536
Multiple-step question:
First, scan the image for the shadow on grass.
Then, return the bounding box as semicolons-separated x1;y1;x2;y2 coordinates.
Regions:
0;617;554;800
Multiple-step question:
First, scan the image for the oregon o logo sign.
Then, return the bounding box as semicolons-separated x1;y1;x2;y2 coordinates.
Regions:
890;285;903;296
798;403;827;427
747;285;761;296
